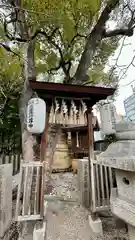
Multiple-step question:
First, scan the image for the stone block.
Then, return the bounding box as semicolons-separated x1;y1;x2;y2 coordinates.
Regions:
128;224;135;240
110;188;135;226
97;140;135;171
33;221;46;240
115;217;128;230
88;214;103;236
116;169;135;204
115;121;135;132
0;164;12;238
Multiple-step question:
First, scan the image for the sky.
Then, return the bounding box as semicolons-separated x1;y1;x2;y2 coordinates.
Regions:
108;31;135;115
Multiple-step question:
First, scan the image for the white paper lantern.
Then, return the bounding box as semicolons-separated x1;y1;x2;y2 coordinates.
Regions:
27;98;46;134
100;103;116;135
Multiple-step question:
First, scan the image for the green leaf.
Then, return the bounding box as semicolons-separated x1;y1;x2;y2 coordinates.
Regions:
46;51;58;68
36;63;48;73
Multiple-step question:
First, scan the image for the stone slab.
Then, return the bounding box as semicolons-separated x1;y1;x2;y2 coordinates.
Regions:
97;141;135;171
88;215;103;236
0;164;12;238
116;131;135;140
116;121;135;132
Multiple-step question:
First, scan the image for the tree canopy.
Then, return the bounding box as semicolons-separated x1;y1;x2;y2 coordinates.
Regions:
0;0;135;129
1;0;120;85
0;43;23;128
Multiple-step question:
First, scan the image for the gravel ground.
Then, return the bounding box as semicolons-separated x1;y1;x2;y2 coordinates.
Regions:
45;173;129;240
12;172;129;240
46;173;92;240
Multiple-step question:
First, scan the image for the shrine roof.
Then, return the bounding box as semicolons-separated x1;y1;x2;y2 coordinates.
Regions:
30;81;115;106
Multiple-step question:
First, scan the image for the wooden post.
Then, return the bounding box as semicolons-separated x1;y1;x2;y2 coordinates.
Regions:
40;112;49;162
87;108;97;217
39;110;49;218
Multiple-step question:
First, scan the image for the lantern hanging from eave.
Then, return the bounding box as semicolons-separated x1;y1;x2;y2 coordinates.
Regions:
27;98;46;134
100;103;116;135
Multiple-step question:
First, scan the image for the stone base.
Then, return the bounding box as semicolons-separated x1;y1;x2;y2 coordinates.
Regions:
128;224;135;240
33;221;46;240
110;188;135;227
88;215;103;236
115;217;128;231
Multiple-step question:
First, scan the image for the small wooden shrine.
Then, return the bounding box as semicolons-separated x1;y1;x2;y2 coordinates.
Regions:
63;117;99;159
15;81;115;222
29;81;115;171
15;81;115;224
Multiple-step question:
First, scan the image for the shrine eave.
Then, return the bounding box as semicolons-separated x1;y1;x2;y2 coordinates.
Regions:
62;124;99;132
30;81;116;105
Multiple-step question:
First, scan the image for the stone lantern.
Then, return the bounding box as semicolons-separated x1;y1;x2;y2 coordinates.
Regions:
97;121;135;240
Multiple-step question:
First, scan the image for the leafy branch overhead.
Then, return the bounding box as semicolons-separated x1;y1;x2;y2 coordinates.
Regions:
1;0;135;86
0;45;23;128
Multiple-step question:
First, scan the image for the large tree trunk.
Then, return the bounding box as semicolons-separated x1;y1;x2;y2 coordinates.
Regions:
73;30;102;83
19;41;38;162
73;0;119;84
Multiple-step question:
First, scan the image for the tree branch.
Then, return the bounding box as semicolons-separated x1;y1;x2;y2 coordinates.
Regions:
47;63;62;74
0;98;9;119
73;0;134;84
4;18;29;42
4;18;62;58
0;42;19;56
38;30;72;79
103;28;134;38
70;33;87;45
4;14;72;79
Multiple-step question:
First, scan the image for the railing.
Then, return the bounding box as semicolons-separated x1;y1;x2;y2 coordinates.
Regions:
0;128;21;175
0;154;21;175
16;161;44;221
91;160;114;212
77;157;115;213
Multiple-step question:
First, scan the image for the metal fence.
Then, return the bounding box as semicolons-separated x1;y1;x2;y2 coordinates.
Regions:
0;128;21;175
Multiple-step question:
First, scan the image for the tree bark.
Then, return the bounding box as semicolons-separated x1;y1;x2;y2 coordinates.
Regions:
19;41;37;162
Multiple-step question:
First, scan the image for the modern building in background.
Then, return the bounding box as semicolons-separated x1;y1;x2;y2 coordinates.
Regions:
124;87;135;121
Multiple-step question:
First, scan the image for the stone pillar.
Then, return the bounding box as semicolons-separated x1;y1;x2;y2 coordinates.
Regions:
0;164;12;238
33;221;46;240
77;158;90;208
96;121;135;240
